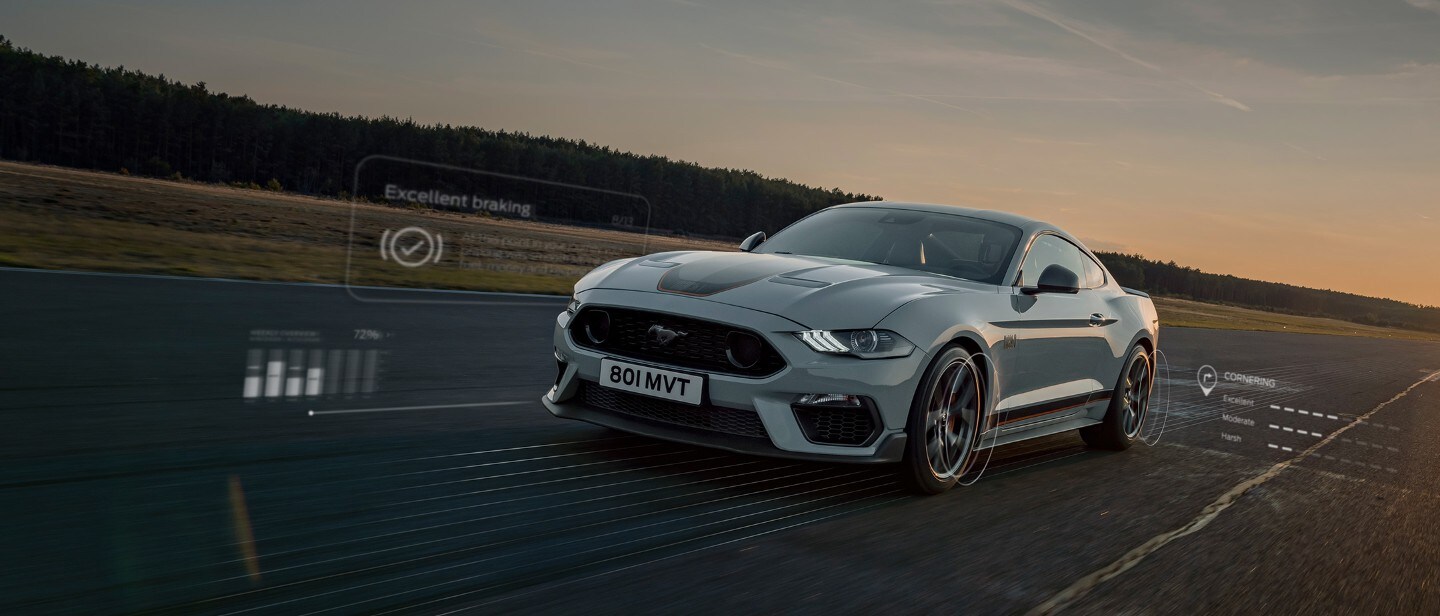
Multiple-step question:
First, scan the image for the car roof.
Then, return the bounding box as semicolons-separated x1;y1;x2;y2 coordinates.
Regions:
828;201;1050;232
824;200;1104;266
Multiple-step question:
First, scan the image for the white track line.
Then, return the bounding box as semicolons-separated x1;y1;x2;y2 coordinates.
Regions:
238;441;667;509
244;449;691;517
1027;369;1438;615
218;456;733;551
372;454;724;506
988;450;1090;478
378;444;666;478
388;437;641;463
429;494;908;615
309;401;528;416
367;451;696;494
196;466;840;589
218;483;896;614
244;450;704;523
0;266;567;300
370;489;903;616
199;461;785;571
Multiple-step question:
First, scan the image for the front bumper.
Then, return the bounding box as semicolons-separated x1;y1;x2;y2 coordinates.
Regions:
542;289;929;463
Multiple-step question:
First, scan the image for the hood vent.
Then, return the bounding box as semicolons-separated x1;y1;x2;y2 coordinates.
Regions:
769;276;829;289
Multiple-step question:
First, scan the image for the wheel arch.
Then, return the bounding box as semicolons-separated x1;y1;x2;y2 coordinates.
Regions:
1123;332;1158;385
946;332;997;433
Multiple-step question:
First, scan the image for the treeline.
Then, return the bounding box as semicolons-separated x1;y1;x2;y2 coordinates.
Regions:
3;35;1438;334
0;36;877;236
1097;253;1440;333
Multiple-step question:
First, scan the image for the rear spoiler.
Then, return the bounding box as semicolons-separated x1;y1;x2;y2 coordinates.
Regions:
1121;287;1150;298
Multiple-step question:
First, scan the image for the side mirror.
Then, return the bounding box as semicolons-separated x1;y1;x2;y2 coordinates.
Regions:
1022;264;1081;295
738;231;766;252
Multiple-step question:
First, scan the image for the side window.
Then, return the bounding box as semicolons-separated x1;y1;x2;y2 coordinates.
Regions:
1019;235;1086;287
1082;254;1106;288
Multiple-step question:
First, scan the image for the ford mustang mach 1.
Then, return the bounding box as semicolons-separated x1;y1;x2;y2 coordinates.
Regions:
543;202;1159;493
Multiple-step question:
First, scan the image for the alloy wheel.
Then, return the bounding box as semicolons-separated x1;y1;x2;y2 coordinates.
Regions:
925;358;980;479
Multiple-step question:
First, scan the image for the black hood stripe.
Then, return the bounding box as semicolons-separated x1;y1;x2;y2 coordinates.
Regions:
657;254;804;296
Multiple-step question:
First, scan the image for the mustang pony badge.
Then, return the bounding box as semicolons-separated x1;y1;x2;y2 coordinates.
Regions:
647;324;688;347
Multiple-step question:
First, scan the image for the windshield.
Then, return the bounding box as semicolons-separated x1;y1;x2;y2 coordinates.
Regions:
757;207;1022;284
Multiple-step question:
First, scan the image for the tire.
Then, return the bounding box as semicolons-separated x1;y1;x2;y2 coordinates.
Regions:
1081;345;1152;451
899;345;984;495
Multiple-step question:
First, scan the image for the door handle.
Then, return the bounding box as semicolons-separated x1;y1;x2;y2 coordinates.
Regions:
1089;313;1105;326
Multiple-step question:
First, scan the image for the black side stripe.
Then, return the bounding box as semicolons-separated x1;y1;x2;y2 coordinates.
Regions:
994;389;1112;426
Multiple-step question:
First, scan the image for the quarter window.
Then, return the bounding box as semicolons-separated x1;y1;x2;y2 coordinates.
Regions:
1082;254;1106;288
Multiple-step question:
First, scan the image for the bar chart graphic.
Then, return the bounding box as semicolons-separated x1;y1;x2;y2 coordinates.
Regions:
243;348;383;399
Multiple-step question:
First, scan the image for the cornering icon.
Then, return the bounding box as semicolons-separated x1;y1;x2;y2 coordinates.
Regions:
1198;364;1218;397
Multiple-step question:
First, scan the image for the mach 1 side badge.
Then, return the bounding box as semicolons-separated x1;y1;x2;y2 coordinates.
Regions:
647;325;689;347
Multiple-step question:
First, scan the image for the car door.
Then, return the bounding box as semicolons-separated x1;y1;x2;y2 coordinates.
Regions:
994;234;1112;427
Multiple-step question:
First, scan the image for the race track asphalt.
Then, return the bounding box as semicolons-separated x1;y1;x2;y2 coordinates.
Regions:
3;269;1438;615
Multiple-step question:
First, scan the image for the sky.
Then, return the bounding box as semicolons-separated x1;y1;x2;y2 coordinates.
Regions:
4;0;1439;305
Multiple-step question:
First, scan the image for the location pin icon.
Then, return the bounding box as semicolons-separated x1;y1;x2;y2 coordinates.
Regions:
1198;365;1218;397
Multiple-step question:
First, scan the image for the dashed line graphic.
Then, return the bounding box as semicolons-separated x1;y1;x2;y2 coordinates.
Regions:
1358;421;1404;431
1268;404;1401;430
1324;437;1400;452
1284;448;1400;473
1267;424;1324;437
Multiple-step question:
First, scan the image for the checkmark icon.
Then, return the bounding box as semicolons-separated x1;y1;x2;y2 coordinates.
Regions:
400;241;426;256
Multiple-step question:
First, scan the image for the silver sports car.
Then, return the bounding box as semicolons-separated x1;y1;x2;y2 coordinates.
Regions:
543;201;1159;493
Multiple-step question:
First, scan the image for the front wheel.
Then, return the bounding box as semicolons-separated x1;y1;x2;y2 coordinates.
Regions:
899;345;984;495
1081;345;1152;450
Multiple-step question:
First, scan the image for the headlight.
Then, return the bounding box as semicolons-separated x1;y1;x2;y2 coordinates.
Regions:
566;293;580;315
795;329;914;359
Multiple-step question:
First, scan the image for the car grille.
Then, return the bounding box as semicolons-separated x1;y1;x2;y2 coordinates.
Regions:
580;381;768;439
570;307;786;377
793;405;879;446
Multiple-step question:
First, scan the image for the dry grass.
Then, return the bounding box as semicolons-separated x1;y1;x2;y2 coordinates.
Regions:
1153;297;1440;342
0;160;728;294
4;160;1435;342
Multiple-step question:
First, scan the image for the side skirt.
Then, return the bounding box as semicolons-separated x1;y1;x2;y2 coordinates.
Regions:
977;415;1103;450
991;390;1112;428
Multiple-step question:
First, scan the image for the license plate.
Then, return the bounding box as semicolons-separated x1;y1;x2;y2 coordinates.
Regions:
599;358;704;405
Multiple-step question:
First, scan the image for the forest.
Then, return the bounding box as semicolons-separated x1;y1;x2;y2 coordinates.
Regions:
1095;253;1439;332
2;35;1437;333
0;36;877;236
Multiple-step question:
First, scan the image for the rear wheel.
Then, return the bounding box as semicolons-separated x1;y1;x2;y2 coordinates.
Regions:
1081;345;1152;450
899;345;983;494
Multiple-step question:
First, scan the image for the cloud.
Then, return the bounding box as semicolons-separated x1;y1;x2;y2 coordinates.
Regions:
471;23;643;78
700;44;991;119
1403;0;1440;16
999;0;1251;111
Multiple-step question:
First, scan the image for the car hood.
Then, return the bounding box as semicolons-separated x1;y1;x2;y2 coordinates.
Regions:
578;251;995;330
